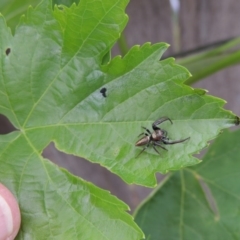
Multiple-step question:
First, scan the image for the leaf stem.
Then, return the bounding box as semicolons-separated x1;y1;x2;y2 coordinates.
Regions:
176;37;240;84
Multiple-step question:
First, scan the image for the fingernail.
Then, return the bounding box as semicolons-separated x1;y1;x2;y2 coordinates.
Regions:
0;184;21;240
0;194;13;239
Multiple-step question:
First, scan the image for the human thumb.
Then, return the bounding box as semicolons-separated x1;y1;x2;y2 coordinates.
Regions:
0;184;21;240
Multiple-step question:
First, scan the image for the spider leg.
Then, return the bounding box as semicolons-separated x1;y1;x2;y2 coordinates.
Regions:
136;146;147;158
136;141;151;158
154;141;168;151
152;117;172;130
141;126;152;135
161;129;168;137
153;145;160;155
137;132;148;137
162;137;190;145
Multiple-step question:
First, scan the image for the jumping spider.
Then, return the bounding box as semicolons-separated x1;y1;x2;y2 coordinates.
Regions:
135;117;190;157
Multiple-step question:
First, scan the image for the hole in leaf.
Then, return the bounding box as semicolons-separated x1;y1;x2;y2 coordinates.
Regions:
100;87;107;97
5;48;11;55
42;142;153;211
0;114;17;134
235;115;240;125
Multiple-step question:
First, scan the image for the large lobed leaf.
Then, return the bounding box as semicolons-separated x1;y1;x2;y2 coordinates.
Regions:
0;0;238;186
134;129;240;239
0;0;37;29
0;0;143;239
0;0;238;238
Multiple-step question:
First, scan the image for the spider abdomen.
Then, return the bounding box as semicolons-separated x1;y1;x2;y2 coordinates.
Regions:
135;136;150;146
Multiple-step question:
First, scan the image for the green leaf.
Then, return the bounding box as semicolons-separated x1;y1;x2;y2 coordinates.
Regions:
0;0;238;238
0;0;39;31
0;0;237;188
1;133;143;240
0;0;143;239
0;0;79;32
134;129;240;239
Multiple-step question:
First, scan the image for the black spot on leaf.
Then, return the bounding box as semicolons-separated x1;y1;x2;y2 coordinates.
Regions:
100;87;107;98
5;48;11;55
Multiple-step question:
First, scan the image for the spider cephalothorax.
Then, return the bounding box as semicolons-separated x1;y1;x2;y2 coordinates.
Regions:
135;117;190;157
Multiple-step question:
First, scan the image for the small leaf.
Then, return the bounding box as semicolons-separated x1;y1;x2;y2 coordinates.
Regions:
134;129;240;239
0;0;39;32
